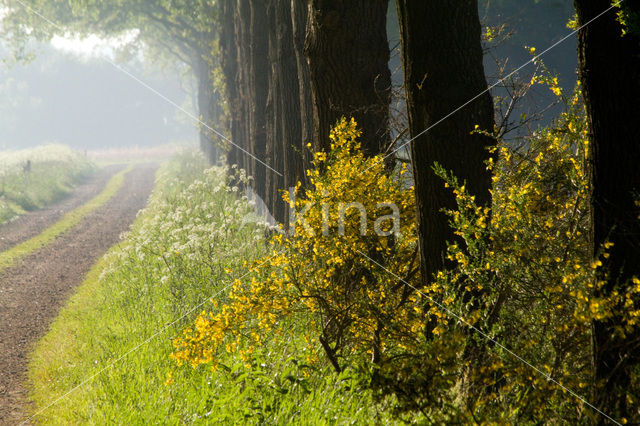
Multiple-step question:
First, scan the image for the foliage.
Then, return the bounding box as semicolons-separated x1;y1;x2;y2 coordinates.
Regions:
0;144;93;223
171;118;447;412
29;151;396;424
173;77;640;422
427;73;640;422
0;0;216;64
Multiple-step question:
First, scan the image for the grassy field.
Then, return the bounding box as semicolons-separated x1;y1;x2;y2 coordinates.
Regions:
0;144;94;224
28;151;399;424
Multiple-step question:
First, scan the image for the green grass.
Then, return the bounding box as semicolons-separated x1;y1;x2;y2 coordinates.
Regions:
0;144;95;224
0;165;132;272
28;151;398;425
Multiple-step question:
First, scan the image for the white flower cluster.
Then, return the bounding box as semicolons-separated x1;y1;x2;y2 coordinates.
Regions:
98;151;266;313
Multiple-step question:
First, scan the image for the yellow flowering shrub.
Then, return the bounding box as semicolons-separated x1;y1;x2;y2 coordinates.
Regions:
431;75;640;421
171;79;640;421
172;119;453;409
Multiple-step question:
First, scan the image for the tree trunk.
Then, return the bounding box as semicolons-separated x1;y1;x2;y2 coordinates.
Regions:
291;0;313;186
235;0;252;176
195;53;219;164
265;0;284;223
248;0;270;204
304;0;391;156
396;0;495;283
396;0;496;408
574;0;640;421
219;0;240;170
269;0;303;224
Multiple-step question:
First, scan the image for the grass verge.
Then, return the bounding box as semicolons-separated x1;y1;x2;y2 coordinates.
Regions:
0;145;94;223
0;165;132;272
28;152;395;424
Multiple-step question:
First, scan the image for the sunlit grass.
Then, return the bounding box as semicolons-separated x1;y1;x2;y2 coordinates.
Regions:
0;144;95;224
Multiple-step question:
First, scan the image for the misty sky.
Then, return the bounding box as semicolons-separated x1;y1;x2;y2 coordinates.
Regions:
0;35;198;151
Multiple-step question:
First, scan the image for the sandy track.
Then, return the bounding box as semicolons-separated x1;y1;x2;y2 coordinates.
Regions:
0;164;157;425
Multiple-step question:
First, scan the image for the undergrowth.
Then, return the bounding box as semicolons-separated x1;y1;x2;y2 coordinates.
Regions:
28;150;394;424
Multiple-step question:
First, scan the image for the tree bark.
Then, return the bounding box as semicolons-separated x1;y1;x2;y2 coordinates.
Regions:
248;1;270;204
267;0;304;224
396;0;495;283
265;0;284;223
291;0;313;186
574;0;640;421
194;52;220;164
396;1;495;408
219;0;240;170
235;0;252;176
304;0;391;156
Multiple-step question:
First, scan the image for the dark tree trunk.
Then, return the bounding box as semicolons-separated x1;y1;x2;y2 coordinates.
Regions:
291;0;313;185
574;0;640;421
396;0;495;283
219;0;240;170
195;53;219;164
235;0;252;176
304;0;391;156
265;0;284;223
268;0;303;224
248;0;270;204
396;2;495;407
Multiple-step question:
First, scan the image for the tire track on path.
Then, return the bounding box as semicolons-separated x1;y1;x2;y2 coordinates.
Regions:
0;164;157;425
0;165;124;253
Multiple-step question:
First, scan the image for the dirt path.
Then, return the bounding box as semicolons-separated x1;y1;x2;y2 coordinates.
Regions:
0;165;124;253
0;164;157;425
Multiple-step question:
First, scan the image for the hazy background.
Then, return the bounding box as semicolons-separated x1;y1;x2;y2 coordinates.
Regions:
0;40;198;150
0;0;575;152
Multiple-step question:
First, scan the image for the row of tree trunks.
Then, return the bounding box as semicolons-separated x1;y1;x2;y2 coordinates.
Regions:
575;0;640;421
219;0;392;224
218;0;640;421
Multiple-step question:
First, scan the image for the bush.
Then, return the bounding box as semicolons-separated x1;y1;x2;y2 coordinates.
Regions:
172;119;443;412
